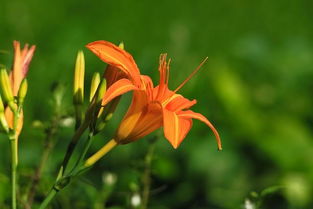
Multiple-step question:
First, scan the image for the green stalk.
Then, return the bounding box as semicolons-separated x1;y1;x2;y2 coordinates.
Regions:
38;132;94;209
9;107;21;209
141;138;157;209
39;138;117;209
70;131;94;174
38;189;57;209
10;137;18;209
59;120;89;176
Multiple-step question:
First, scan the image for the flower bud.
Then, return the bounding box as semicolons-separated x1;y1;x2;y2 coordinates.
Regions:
73;51;85;129
118;42;124;50
95;100;118;133
0;95;9;132
84;78;107;130
0;114;9;133
0;94;4;113
0;68;14;104
73;51;85;105
96;79;107;104
89;72;100;102
18;78;28;105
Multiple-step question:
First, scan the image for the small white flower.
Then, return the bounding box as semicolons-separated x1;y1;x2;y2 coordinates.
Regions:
244;198;255;209
131;193;141;207
102;172;117;185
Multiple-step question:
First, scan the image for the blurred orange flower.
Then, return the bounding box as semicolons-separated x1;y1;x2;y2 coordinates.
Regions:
5;41;35;134
86;41;221;150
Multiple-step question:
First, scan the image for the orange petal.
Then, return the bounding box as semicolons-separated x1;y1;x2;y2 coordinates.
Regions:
13;41;22;95
102;78;137;106
155;54;172;101
163;109;193;149
116;90;148;141
21;45;36;77
86;41;141;85
165;94;197;112
104;65;126;87
12;41;36;95
140;75;154;100
119;101;163;143
153;85;175;104
178;110;222;150
5;107;23;136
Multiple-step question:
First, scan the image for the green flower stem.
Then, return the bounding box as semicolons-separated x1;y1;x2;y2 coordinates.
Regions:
141;138;157;209
39;139;117;209
9;136;18;209
27;113;60;207
59;119;89;175
38;189;57;209
70;131;94;174
39;120;89;209
9;107;21;209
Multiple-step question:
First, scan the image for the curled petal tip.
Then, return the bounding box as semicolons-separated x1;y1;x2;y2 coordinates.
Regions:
216;136;222;151
172;143;179;149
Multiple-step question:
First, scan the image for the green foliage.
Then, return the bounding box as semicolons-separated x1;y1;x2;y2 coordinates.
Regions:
1;0;313;208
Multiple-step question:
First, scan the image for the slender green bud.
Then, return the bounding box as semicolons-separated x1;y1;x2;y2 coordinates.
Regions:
0;95;9;132
118;42;124;49
96;79;107;104
73;51;85;129
85;79;107;131
0;94;4;113
95;96;120;133
54;176;71;191
18;78;28;105
0;68;14;103
73;51;85;105
0;115;9;133
89;72;100;102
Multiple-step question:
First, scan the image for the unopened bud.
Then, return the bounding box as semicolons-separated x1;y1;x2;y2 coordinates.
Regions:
96;79;107;104
0;94;4;113
89;72;100;102
0;95;8;132
18;78;28;105
73;51;85;105
118;42;124;49
0;114;9;133
54;176;71;191
95;95;120;133
0;68;14;104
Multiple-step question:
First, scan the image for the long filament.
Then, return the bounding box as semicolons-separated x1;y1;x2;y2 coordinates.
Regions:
174;57;208;93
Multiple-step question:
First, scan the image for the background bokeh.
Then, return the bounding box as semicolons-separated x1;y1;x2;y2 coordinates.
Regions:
1;0;313;208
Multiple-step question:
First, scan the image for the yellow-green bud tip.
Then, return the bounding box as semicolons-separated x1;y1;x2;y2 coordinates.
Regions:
89;72;101;102
118;42;124;49
96;79;107;104
18;78;28;104
73;51;85;105
0;94;4;113
0;68;14;104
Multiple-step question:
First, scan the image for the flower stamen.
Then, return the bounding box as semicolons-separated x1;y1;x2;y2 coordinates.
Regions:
174;57;208;93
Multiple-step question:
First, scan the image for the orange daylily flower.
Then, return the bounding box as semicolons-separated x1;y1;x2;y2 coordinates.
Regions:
5;41;35;134
86;41;141;87
86;41;221;150
87;41;141;117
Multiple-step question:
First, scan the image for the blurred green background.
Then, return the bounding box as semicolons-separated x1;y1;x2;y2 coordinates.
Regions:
1;0;313;208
